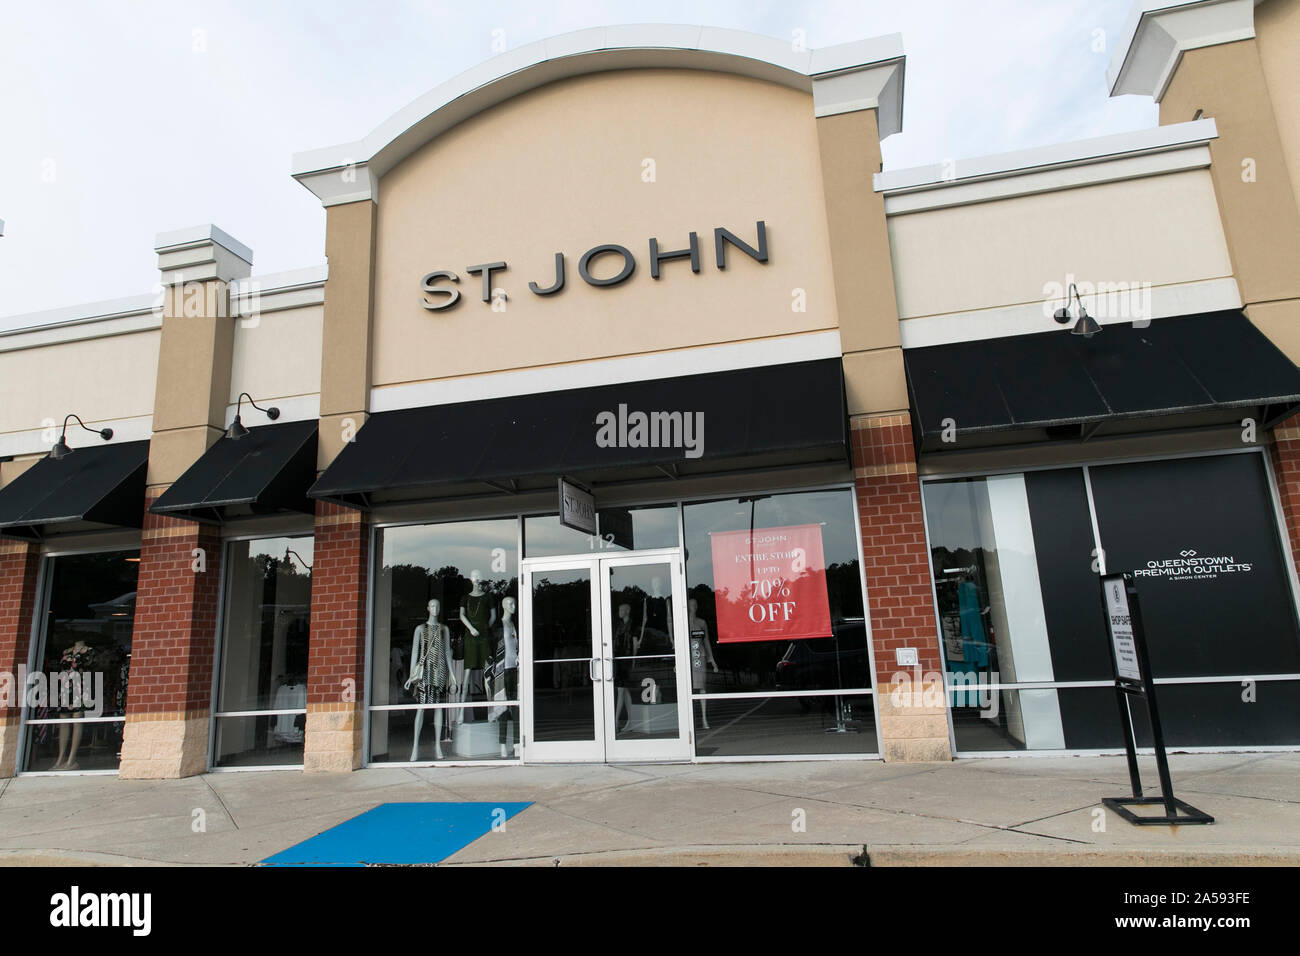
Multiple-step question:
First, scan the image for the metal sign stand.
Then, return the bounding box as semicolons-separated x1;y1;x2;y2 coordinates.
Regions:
1099;572;1214;826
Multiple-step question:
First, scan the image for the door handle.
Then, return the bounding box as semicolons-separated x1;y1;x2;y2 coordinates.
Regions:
603;657;613;682
589;658;600;682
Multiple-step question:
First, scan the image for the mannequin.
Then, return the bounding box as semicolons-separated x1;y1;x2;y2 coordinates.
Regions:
612;603;635;731
52;640;93;770
493;596;519;758
638;577;673;705
687;598;719;729
405;599;457;760
459;570;497;722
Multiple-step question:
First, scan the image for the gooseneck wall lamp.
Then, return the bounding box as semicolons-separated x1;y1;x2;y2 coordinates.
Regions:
1053;282;1102;338
228;392;280;440
49;414;113;460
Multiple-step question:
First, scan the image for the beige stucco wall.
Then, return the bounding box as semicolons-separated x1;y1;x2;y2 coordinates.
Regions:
0;330;159;442
229;304;323;406
1256;0;1300;220
886;169;1233;320
371;68;839;388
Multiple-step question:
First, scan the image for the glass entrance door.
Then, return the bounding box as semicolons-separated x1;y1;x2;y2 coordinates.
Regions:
521;552;690;762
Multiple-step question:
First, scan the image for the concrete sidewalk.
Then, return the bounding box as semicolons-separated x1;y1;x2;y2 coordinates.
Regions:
0;752;1296;866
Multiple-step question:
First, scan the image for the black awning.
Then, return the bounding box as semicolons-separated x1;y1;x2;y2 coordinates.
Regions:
150;419;318;523
310;358;847;505
905;310;1300;447
0;440;149;540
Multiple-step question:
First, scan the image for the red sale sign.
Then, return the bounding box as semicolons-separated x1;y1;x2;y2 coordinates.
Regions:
709;523;833;644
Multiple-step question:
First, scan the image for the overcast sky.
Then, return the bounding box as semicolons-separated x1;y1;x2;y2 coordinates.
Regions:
0;0;1155;328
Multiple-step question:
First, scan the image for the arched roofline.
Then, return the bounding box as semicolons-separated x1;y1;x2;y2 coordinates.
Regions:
292;24;904;205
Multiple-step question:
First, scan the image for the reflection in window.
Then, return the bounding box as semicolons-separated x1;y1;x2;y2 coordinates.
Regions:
23;549;139;772
524;504;678;558
371;519;519;762
682;489;874;755
922;475;1066;751
212;536;313;768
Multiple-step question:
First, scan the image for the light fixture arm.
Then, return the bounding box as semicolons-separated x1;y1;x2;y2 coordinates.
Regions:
1066;282;1090;318
1052;282;1101;338
48;413;112;460
285;548;312;572
234;392;280;420
229;392;281;439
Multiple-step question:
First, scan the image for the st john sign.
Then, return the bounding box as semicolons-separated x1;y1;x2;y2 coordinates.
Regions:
419;220;769;310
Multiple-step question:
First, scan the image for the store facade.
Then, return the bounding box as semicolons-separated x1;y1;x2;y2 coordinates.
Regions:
3;0;1300;778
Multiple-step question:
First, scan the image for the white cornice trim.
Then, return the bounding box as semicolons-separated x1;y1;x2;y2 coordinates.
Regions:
899;276;1241;349
0;295;160;350
1107;0;1257;101
369;331;843;413
875;118;1218;201
231;264;328;315
154;224;254;265
0;263;326;347
292;26;906;205
155;223;253;285
812;59;905;136
883;144;1212;214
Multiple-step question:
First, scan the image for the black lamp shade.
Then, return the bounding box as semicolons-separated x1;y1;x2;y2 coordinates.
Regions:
1071;313;1102;338
228;416;250;440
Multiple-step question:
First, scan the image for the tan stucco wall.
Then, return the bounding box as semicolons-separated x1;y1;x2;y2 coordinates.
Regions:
886;169;1233;320
1159;40;1300;308
371;69;839;388
148;281;236;487
816;106;907;416
229;304;323;406
0;454;43;489
1256;0;1300;220
0;330;159;441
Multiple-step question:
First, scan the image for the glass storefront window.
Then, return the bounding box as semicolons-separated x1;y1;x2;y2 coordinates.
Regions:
524;504;678;558
682;488;875;755
212;535;313;768
922;453;1300;752
371;519;519;763
23;549;139;772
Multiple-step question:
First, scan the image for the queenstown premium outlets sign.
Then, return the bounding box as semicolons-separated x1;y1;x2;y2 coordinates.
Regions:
419;221;768;310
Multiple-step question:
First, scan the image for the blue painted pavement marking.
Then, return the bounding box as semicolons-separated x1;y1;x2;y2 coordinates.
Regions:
261;801;532;866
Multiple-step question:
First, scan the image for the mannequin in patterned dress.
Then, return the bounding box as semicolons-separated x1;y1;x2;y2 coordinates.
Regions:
405;599;458;761
52;640;93;770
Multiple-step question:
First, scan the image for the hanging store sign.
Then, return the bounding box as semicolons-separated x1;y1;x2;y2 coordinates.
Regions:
419;221;768;311
558;476;596;536
709;523;832;644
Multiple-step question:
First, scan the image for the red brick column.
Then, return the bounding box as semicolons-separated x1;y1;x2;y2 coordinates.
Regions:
1269;413;1300;578
304;501;368;772
0;540;41;776
118;495;222;778
851;413;949;762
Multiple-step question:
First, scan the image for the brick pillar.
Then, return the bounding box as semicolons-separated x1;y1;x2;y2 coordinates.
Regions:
304;501;368;772
1269;413;1300;578
851;413;950;762
0;540;41;776
118;495;222;778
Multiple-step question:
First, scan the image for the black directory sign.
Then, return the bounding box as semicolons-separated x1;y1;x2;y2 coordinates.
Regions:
1099;573;1213;826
